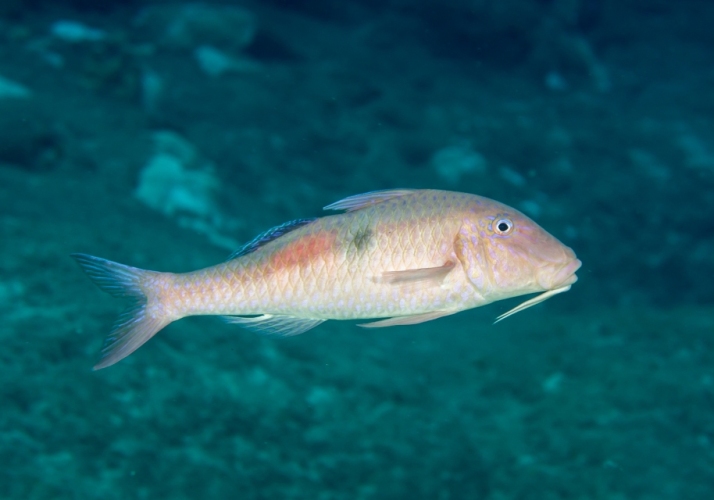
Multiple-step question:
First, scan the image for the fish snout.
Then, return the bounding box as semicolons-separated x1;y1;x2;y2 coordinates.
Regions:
541;257;581;290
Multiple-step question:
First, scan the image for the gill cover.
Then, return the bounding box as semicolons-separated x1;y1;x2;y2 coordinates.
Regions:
454;223;488;294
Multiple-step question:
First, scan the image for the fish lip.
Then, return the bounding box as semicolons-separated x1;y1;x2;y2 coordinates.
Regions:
538;257;581;290
550;258;582;289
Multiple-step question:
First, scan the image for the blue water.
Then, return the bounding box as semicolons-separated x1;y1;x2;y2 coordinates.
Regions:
1;1;713;498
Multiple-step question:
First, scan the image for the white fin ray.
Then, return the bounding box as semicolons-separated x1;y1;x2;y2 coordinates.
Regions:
358;310;455;328
494;285;572;324
323;189;416;212
222;314;325;337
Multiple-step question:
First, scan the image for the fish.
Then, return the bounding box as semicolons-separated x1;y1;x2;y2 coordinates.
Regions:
72;189;581;370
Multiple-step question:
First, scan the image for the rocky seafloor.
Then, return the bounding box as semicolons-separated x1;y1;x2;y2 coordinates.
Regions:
1;1;713;498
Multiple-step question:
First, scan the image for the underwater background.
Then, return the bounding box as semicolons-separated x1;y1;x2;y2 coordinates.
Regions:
1;0;713;498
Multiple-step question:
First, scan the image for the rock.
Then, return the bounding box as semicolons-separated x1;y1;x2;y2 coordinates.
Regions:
0;75;31;99
432;143;488;184
135;3;256;53
50;20;106;43
0;100;64;172
193;45;261;77
135;131;218;217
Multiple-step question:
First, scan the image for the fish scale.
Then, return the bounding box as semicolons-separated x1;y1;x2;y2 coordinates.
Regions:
72;189;581;369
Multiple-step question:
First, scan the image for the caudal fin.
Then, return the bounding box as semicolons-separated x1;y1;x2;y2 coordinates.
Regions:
71;253;170;370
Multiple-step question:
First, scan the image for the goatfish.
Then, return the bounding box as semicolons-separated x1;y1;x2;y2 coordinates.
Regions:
73;189;581;370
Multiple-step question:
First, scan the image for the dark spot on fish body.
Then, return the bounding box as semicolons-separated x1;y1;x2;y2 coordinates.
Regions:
352;228;373;251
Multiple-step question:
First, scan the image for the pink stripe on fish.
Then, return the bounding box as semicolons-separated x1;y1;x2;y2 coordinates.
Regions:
269;230;337;270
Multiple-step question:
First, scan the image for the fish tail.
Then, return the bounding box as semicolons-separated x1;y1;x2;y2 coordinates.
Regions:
71;253;171;370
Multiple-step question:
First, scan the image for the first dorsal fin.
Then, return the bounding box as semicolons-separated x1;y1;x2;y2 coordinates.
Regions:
323;189;417;212
228;218;316;260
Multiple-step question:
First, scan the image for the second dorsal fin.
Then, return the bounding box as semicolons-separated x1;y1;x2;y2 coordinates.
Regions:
228;218;316;260
323;189;416;212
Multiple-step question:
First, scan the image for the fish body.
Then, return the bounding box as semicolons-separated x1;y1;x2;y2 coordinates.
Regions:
73;189;581;369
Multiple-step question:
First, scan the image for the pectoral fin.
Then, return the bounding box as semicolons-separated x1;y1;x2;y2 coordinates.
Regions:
358;310;455;328
374;261;455;286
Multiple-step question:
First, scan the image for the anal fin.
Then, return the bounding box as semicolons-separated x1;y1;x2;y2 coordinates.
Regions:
222;314;325;337
358;310;455;328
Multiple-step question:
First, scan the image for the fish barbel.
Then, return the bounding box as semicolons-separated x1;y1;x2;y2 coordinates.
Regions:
73;189;581;370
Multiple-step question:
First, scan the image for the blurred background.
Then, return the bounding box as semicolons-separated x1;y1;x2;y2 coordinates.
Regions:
1;0;712;498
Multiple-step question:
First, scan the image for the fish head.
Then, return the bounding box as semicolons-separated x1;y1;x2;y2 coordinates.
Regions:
458;198;581;304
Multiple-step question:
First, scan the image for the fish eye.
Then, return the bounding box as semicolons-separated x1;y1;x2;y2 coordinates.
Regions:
494;218;513;235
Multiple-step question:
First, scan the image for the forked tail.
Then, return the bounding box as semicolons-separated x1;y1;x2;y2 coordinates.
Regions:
71;254;170;370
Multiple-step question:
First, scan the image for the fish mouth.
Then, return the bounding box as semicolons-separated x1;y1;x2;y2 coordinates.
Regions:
549;258;582;289
495;257;582;325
